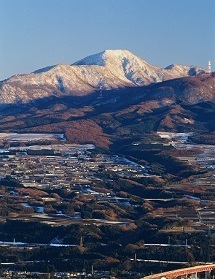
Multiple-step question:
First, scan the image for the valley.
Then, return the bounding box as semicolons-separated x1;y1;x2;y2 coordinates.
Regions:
2;0;215;276
0;50;214;278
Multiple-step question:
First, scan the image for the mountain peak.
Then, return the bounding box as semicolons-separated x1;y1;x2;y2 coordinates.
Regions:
102;49;132;56
165;64;206;76
72;49;144;67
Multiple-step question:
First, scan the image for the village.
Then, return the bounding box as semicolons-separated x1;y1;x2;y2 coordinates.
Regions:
0;133;149;227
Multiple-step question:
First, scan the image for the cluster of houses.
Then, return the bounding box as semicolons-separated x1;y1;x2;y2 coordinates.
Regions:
0;143;148;191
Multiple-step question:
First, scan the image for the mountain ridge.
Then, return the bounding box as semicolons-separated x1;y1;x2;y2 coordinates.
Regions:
0;49;207;106
0;73;214;149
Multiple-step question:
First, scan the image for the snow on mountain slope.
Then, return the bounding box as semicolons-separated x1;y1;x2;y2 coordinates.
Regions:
0;49;207;105
74;49;162;85
73;50;206;85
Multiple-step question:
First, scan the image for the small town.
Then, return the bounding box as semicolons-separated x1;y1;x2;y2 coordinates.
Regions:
0;133;150;226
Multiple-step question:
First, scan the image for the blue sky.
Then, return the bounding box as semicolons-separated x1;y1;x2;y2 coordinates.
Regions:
0;0;214;80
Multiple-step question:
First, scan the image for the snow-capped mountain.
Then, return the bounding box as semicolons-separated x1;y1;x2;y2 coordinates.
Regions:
73;50;205;85
0;49;206;105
